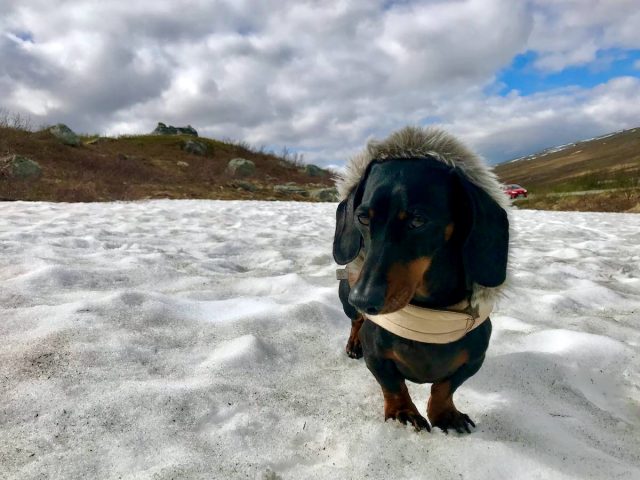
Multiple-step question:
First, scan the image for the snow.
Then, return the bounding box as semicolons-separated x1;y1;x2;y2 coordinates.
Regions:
1;200;639;479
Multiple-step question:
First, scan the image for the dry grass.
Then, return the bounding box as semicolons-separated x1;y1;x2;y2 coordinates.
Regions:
0;127;333;202
0;108;34;131
513;189;640;213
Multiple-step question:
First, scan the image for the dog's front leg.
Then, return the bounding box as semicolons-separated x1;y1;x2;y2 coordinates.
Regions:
338;279;363;359
364;354;431;432
427;355;485;434
346;315;364;359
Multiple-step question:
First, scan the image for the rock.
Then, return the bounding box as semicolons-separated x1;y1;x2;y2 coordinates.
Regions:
273;184;309;196
151;122;198;136
230;181;257;192
310;187;338;201
226;158;256;177
182;139;208;156
48;124;81;146
303;164;326;177
0;155;42;179
176;161;189;168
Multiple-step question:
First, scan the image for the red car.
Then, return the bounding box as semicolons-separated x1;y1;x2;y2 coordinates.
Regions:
503;184;528;199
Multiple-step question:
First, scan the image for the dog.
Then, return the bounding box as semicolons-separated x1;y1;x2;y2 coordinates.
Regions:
333;126;509;433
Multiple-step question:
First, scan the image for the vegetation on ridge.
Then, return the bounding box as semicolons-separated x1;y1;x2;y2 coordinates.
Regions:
0;113;334;202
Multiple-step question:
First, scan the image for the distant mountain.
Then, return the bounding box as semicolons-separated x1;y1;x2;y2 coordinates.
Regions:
493;127;640;212
494;127;640;193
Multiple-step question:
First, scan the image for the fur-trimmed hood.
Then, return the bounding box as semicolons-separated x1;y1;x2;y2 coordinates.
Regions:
335;125;511;308
336;126;510;210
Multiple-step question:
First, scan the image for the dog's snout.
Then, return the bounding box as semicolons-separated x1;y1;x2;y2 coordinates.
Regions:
349;284;386;316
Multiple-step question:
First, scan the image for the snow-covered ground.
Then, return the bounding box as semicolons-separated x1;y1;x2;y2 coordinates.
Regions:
1;200;639;480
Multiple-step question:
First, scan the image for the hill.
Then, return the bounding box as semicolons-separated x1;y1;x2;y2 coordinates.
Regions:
0;125;335;202
494;127;640;212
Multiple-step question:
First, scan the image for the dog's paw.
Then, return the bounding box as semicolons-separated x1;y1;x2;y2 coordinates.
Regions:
345;336;362;359
385;408;431;432
429;409;475;434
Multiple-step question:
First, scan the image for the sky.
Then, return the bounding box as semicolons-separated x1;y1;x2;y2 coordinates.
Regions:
1;0;639;167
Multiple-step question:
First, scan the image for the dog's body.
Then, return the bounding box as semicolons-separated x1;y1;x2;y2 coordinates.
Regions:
333;127;509;433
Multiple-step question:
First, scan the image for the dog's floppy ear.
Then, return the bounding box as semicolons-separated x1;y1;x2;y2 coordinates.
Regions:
333;162;376;264
333;185;362;265
453;170;509;287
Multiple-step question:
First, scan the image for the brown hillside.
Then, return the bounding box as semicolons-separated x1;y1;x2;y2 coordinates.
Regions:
0;127;334;202
494;127;640;192
494;127;640;212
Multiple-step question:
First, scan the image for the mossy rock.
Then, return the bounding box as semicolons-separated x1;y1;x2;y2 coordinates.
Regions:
226;158;256;177
48;124;81;146
310;187;338;201
0;155;42;179
303;164;326;177
182;139;208;156
230;181;257;192
273;184;309;196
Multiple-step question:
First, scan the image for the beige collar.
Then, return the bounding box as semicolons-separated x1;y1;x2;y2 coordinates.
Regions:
365;299;492;344
337;266;491;343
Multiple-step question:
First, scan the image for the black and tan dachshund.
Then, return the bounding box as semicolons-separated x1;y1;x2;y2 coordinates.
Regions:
334;155;509;433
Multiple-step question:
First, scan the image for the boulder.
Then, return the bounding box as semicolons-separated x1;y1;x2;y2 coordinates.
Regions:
303;164;326;177
310;187;338;202
151;122;198;136
48;124;81;146
176;161;190;168
182;139;208;156
226;158;256;177
0;155;42;179
273;184;309;196
230;181;257;192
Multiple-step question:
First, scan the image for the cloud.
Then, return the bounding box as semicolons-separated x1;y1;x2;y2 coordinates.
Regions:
438;76;640;162
528;0;640;72
1;0;638;166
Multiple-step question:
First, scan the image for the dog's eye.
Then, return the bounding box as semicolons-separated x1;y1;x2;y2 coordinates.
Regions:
357;213;370;226
408;215;426;230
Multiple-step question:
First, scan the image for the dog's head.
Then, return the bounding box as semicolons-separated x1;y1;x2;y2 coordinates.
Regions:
333;156;509;315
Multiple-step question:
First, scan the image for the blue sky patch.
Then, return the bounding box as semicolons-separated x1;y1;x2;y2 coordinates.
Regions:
13;31;34;43
496;48;640;96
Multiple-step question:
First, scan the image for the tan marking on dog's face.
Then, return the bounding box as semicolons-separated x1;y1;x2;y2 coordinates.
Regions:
347;267;360;287
444;223;455;241
397;210;407;221
368;208;375;219
414;281;430;299
382;257;432;313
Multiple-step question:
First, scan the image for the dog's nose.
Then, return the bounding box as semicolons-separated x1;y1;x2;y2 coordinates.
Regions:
349;284;386;316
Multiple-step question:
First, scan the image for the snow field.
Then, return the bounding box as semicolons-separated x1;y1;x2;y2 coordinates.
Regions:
1;201;639;479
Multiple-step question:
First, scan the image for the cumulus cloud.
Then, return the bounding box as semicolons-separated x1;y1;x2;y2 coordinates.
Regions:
528;0;640;72
1;0;638;166
438;76;640;161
